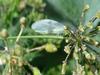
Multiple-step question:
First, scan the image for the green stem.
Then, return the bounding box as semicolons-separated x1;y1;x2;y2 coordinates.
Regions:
16;27;24;43
3;39;9;51
27;45;45;53
0;35;63;40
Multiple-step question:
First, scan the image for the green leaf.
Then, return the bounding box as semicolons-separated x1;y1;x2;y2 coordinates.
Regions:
46;0;100;26
84;0;100;24
46;0;83;25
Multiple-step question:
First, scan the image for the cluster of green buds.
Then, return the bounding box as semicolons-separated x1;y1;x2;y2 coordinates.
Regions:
62;4;100;74
64;13;99;58
78;11;100;47
18;0;46;11
27;0;46;11
18;0;46;24
0;17;32;74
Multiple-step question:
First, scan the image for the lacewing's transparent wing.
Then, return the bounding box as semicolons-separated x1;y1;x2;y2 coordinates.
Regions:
31;19;64;34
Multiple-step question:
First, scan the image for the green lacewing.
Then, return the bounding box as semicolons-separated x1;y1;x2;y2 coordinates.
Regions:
31;19;64;34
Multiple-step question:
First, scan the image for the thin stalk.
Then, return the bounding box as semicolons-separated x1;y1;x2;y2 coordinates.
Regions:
61;46;72;75
27;45;45;53
3;39;9;51
25;61;34;74
0;35;63;40
61;51;71;75
61;43;75;75
15;27;24;43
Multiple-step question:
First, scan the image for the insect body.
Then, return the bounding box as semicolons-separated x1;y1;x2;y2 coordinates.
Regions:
31;19;64;35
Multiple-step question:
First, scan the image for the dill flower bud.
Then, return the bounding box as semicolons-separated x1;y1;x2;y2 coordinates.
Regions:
18;0;26;11
83;4;89;12
20;17;26;27
0;29;8;38
91;53;96;60
84;36;90;41
97;26;100;31
96;11;100;19
90;39;99;46
64;45;70;54
79;25;84;32
83;51;91;60
45;43;57;53
81;44;87;51
11;58;17;64
87;22;93;29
